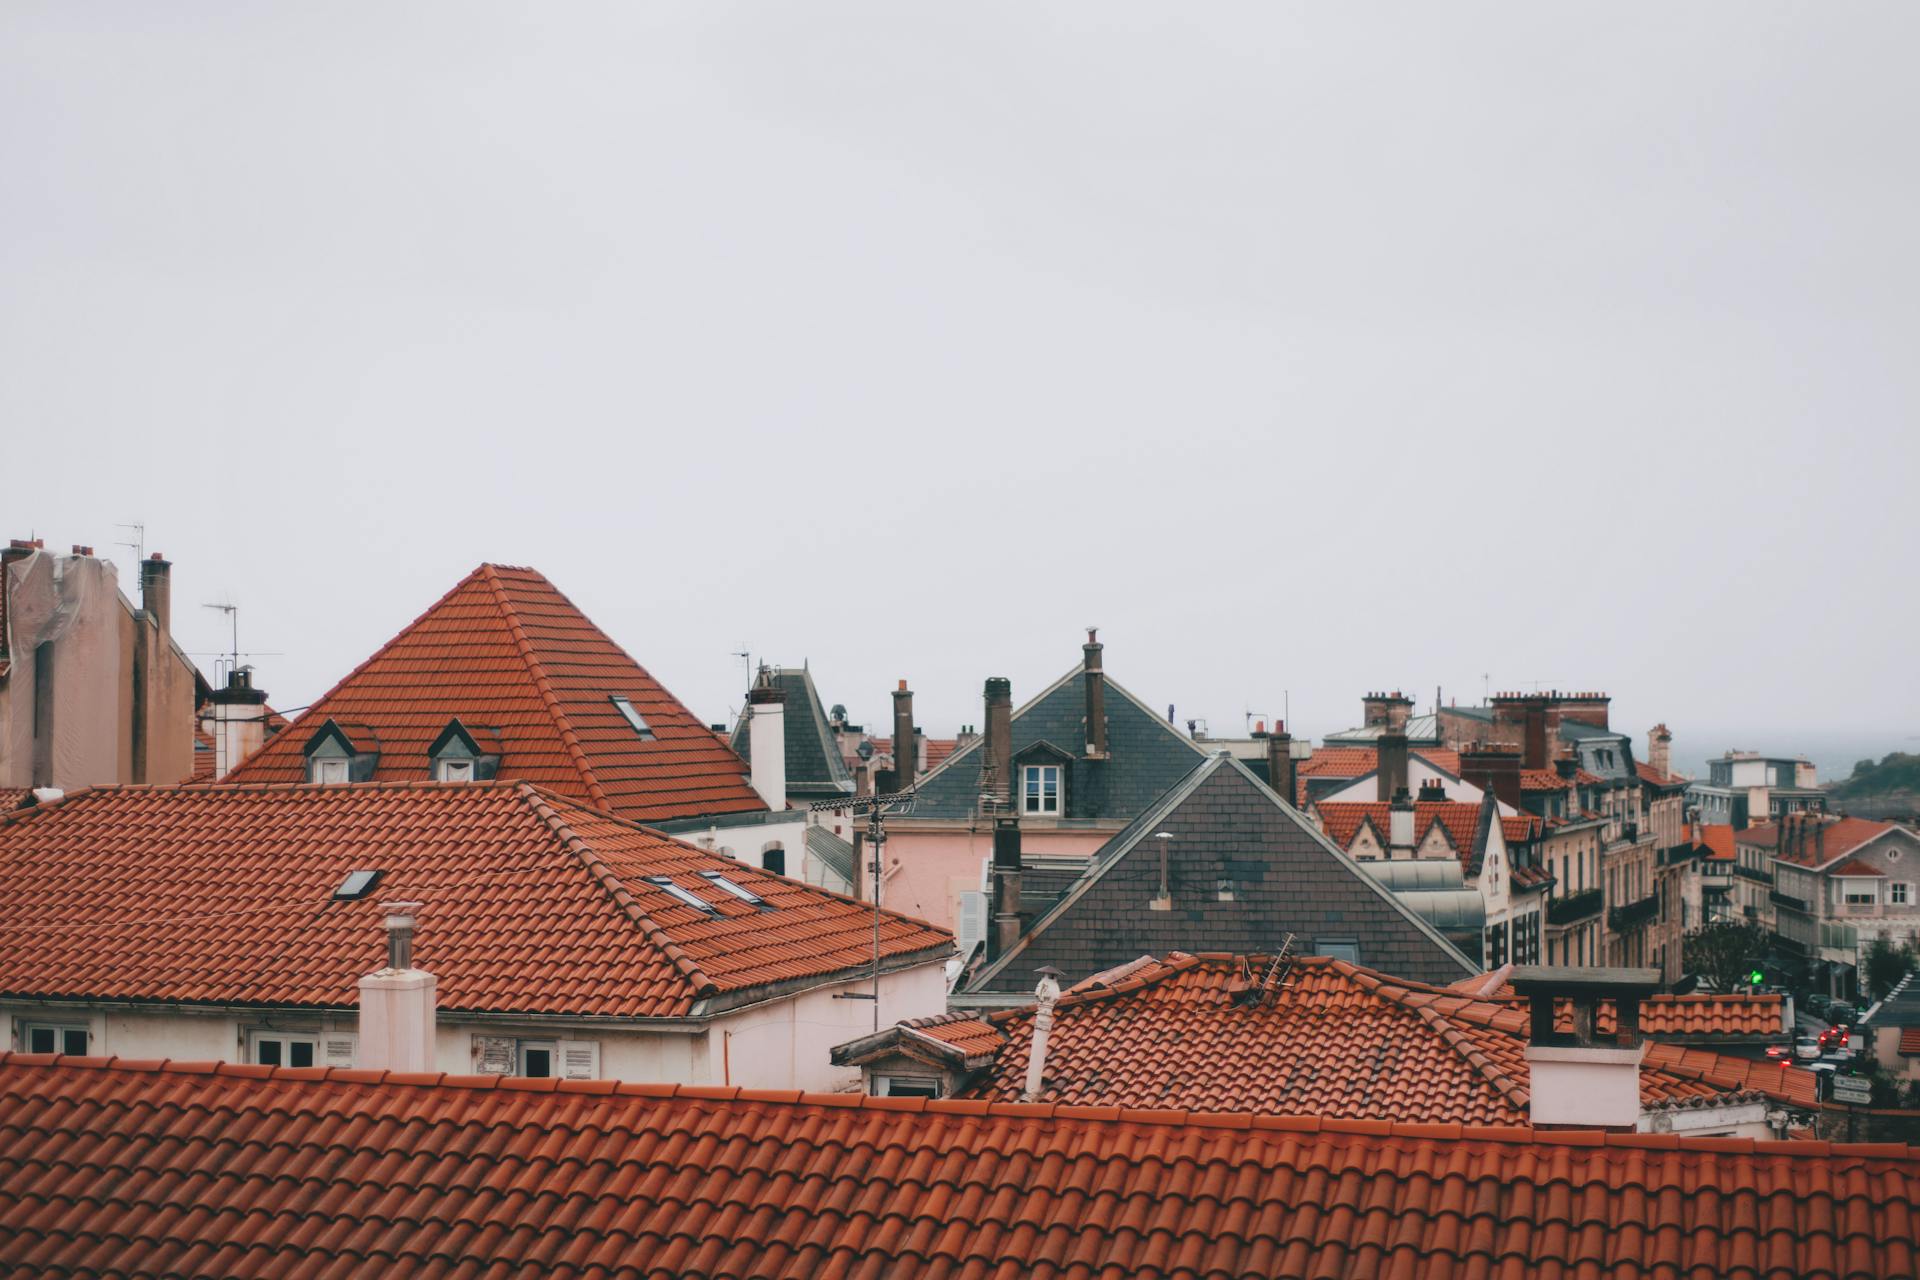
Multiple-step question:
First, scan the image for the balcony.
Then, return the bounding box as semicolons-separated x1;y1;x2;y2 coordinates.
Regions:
1547;888;1604;927
1609;893;1660;933
1770;890;1810;914
1733;863;1773;886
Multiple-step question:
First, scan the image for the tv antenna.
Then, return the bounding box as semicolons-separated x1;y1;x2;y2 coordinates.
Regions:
202;601;241;685
811;787;917;1031
114;522;145;566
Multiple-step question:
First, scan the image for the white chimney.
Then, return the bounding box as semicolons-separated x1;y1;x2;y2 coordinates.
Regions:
1511;966;1659;1131
1022;966;1063;1102
358;901;436;1072
746;670;787;811
1388;794;1415;857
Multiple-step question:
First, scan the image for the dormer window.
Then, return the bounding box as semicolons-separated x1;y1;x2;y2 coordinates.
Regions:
436;759;474;782
313;758;350;784
303;720;377;784
426;719;501;783
1023;765;1061;815
610;695;656;740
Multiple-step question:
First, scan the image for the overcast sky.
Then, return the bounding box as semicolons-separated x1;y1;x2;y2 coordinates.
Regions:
5;4;1916;762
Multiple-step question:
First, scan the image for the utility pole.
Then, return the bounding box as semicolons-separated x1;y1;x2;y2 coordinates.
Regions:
812;787;916;1032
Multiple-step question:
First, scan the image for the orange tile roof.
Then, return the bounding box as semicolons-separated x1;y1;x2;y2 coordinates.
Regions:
223;564;765;823
1453;968;1786;1039
1519;768;1569;792
0;782;950;1017
4;1056;1914;1280
1752;815;1898;868
1696;823;1736;861
1900;1027;1920;1056
1828;857;1886;877
923;954;1815;1120
1316;800;1483;859
868;735;960;773
1300;746;1462;778
1635;761;1686;787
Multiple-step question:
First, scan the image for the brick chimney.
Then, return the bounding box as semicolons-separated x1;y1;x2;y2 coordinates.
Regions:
983;677;1013;814
891;679;916;786
1510;965;1659;1131
357;902;436;1072
1363;690;1413;731
1266;722;1296;805
207;665;269;779
1376;730;1410;803
746;669;787;810
990;816;1023;958
1081;629;1108;758
1648;724;1672;780
1460;744;1523;811
139;553;171;634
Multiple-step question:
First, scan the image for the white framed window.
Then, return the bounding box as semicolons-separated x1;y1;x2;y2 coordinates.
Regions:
511;1038;600;1079
1891;883;1911;906
875;1074;944;1098
249;1031;320;1068
23;1022;89;1055
1842;883;1878;906
311;758;349;784
435;758;475;782
1021;765;1061;815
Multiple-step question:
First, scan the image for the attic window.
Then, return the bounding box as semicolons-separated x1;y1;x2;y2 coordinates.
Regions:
435;759;474;783
699;869;774;910
643;875;718;915
333;870;383;900
610;696;655;740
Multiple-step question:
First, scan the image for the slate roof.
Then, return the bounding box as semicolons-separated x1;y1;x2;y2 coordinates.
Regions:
4;1056;1914;1280
0;782;950;1017
223;564;765;824
804;824;856;885
727;667;853;799
906;662;1205;822
1323;713;1440;745
921;954;1815;1120
958;755;1475;996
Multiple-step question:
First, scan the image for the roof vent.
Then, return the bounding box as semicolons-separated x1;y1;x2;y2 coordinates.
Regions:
334;870;384;901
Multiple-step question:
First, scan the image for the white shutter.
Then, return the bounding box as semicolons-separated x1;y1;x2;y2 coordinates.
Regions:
956;891;987;962
558;1040;601;1080
321;1034;357;1068
472;1035;516;1075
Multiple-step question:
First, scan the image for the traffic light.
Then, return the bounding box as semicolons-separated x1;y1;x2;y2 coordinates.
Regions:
1747;968;1764;985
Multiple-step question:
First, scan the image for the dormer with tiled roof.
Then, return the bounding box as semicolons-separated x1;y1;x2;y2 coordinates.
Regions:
223;564;766;824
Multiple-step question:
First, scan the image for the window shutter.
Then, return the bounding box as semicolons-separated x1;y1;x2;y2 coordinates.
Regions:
558;1040;601;1080
956;891;987;961
472;1035;516;1075
321;1034;357;1068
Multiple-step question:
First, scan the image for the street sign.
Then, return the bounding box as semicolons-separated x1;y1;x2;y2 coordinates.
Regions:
1830;1075;1872;1106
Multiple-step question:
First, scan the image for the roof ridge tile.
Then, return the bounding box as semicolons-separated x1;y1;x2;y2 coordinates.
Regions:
484;564;615;813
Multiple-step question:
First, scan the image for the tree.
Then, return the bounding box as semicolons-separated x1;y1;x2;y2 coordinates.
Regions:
1683;921;1768;992
1852;758;1877;779
1862;936;1914;1003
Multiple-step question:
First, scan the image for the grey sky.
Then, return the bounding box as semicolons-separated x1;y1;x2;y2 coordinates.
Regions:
5;4;1916;754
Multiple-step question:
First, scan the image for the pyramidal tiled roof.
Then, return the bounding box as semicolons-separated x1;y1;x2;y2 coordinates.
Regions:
223;564;766;823
923;954;1815;1121
0;782;950;1017
2;1055;1915;1279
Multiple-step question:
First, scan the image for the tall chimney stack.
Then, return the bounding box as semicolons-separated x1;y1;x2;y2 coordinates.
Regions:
1523;698;1548;770
1082;629;1108;758
358;901;437;1072
1266;722;1296;806
207;666;270;779
1460;744;1522;811
1511;965;1659;1131
1376;730;1410;804
891;680;916;786
1648;724;1672;780
745;669;787;811
1022;967;1063;1102
983;677;1013;814
1388;790;1416;857
991;816;1023;957
139;553;171;634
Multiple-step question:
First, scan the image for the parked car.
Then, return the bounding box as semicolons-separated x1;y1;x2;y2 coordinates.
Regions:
1826;1002;1857;1024
1793;1036;1822;1061
1805;994;1833;1019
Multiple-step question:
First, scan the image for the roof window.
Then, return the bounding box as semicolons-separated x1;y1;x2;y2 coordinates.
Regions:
642;875;718;915
333;870;383;901
610;696;655;740
699;869;774;910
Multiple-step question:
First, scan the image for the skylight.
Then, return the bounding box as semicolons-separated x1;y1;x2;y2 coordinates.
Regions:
609;695;655;740
333;870;383;901
643;875;718;915
699;870;774;910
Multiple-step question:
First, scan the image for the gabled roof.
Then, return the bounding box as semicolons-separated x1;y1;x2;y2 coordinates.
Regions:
4;1056;1914;1280
1828;857;1886;878
1314;800;1482;859
924;953;1815;1121
727;667;853;798
0;782;949;1017
1748;815;1903;870
958;755;1475;996
1451;968;1789;1040
1520;768;1569;792
1635;761;1687;788
1693;823;1737;861
223;564;765;823
905;660;1205;822
1299;746;1464;779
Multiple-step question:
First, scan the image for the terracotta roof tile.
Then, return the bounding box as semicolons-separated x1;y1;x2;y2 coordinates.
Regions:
1827;857;1886;877
223;564;765;823
939;954;1811;1120
1754;816;1900;868
1635;761;1686;787
1695;823;1736;861
1520;769;1570;792
1315;800;1481;855
1900;1027;1920;1056
0;782;950;1017
1300;746;1463;778
4;1055;1914;1279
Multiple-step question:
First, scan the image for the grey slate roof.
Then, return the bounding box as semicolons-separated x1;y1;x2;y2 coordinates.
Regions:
1324;713;1440;745
804;825;856;886
955;754;1477;998
729;668;853;799
906;665;1206;822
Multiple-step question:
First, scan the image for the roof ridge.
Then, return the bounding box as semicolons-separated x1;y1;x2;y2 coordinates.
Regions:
1406;1000;1532;1113
518;784;718;1000
9;1054;1912;1160
483;565;616;813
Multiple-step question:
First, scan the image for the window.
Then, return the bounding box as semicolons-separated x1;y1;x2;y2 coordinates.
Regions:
875;1075;944;1098
1314;939;1360;963
518;1041;557;1077
701;869;773;907
333;869;383;900
250;1032;319;1068
472;1035;598;1078
643;875;719;915
435;758;474;782
1891;883;1910;906
610;695;655;740
311;758;349;784
761;847;786;878
24;1023;88;1055
1843;883;1878;906
1022;765;1060;815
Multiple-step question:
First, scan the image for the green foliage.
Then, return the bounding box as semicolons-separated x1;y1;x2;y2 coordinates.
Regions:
1831;752;1920;798
1863;936;1914;1002
1684;921;1768;992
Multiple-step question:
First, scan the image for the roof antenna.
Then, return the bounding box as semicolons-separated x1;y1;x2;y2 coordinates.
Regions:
203;600;239;686
114;521;145;567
